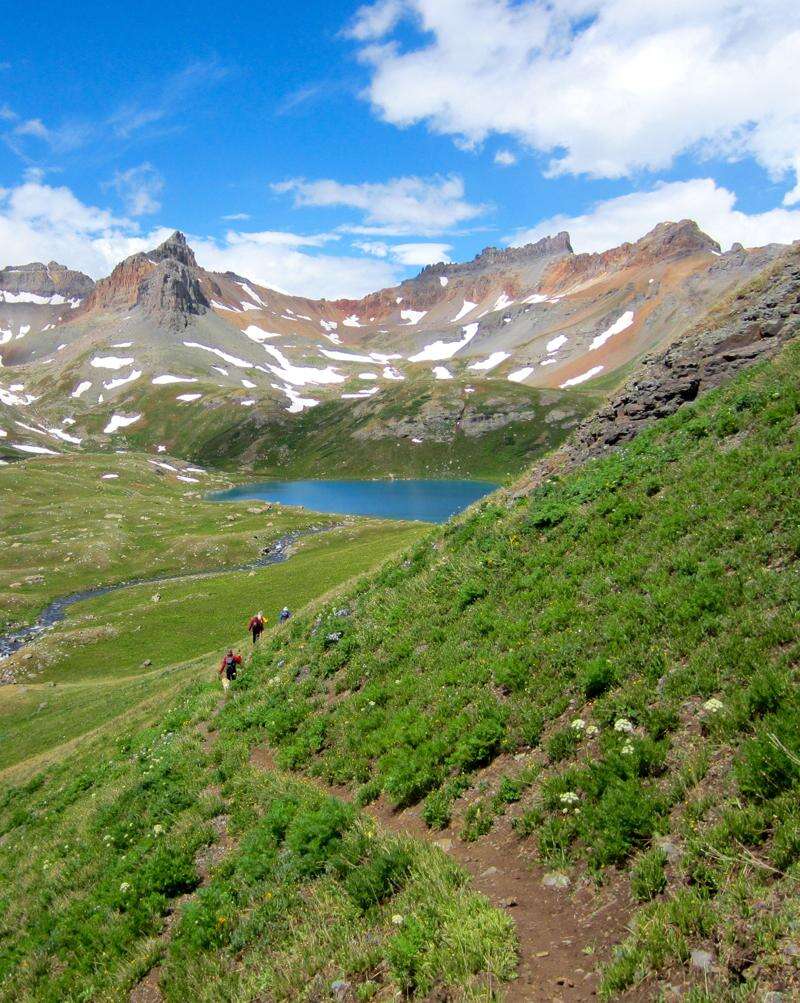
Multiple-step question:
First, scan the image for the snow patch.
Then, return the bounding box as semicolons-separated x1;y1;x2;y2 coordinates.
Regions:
262;344;344;387
11;442;59;455
590;311;634;351
243;324;280;342
104;413;141;434
342;315;362;327
560;365;604;387
468;351;510;372
409;322;479;363
432;366;453;380
508;367;535;383
91;355;134;370
101;473;118;480
493;293;514;312
341;386;380;400
451;300;476;323
401;309;427;326
104;369;142;390
176;393;202;402
271;382;320;413
184;341;253;369
152;374;198;385
546;335;568;353
241;379;256;389
439;276;449;286
71;381;92;399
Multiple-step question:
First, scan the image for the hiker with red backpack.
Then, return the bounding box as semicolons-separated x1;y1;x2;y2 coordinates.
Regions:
248;611;265;644
218;648;242;693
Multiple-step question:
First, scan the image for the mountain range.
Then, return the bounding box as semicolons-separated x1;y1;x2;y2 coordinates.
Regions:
0;221;792;476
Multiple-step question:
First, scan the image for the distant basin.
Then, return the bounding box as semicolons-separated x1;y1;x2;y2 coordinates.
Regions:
210;479;499;523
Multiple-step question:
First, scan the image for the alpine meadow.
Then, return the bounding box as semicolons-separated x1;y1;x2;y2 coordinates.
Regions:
2;2;800;1001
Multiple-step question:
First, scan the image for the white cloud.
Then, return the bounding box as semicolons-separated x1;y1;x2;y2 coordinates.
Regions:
494;149;517;167
507;178;800;252
354;239;452;264
191;232;400;298
0;178;402;298
14;118;49;139
222;212;251;221
390;242;452;265
347;0;405;40
351;0;800;196
108;163;164;216
272;174;486;235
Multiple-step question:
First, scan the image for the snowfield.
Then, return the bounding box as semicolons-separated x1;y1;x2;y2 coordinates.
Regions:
409;323;479;363
560;365;604;387
104;414;141;434
590;311;634;351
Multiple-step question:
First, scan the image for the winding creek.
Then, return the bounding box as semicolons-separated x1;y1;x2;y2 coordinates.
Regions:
0;527;329;666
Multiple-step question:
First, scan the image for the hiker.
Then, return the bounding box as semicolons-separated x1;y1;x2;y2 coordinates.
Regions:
279;606;291;623
218;648;242;693
248;611;265;644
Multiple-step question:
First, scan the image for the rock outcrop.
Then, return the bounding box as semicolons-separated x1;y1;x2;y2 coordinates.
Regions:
0;261;94;300
513;242;800;495
84;231;209;328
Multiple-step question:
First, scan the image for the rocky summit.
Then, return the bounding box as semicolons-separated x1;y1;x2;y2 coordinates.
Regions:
0;219;793;477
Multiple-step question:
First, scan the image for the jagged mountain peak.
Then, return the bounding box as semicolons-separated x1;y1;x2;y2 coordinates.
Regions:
149;230;198;269
634;219;721;257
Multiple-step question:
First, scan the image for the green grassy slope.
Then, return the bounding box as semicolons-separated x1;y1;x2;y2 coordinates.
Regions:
0;620;514;1003
1;521;426;774
0;452;334;633
231;342;800;998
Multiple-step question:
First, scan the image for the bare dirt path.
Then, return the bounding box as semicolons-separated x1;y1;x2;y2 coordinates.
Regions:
249;745;634;1002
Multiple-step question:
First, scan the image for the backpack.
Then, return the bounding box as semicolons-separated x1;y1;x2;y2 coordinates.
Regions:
224;654;238;680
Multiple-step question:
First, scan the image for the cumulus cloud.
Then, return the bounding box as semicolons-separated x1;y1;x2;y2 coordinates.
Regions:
272;173;486;235
350;0;800;197
354;239;452;264
494;149;517;167
107;163;164;216
507;178;800;252
0;178;402;298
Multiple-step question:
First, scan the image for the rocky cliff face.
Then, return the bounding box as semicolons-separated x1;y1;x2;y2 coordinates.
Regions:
543;220;721;292
84;231;209;328
512;242;800;496
0;261;94;300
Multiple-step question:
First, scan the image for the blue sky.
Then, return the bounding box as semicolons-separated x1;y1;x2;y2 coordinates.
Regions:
2;0;800;297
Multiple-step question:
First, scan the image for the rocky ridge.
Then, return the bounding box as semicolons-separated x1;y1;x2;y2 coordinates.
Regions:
0;261;94;300
513;242;800;495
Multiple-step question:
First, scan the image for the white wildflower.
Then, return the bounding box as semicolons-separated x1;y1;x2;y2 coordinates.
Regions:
559;791;580;805
153;824;164;836
703;698;724;714
120;881;131;893
621;742;634;756
391;914;404;926
614;718;634;734
586;724;599;737
570;718;586;731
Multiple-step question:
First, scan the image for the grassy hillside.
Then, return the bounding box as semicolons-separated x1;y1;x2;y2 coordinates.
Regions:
2;342;798;1000
0;452;332;633
229;341;800;998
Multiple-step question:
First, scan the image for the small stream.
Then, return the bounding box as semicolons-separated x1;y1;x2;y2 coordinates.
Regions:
0;527;329;666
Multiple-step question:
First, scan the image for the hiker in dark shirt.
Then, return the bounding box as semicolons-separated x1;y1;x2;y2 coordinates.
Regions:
279;606;291;623
218;649;242;693
248;611;265;644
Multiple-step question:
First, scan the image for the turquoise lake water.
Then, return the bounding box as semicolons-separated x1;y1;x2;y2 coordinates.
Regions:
210;479;499;523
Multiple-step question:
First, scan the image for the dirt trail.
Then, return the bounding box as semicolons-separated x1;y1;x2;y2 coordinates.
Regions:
249;745;632;1002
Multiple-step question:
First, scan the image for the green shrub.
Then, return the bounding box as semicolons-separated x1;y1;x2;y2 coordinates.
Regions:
344;845;412;910
422;776;471;830
284;799;353;878
449;716;505;772
583;659;617;698
388;915;431;991
546;727;580;763
735;715;800;801
630;848;668;901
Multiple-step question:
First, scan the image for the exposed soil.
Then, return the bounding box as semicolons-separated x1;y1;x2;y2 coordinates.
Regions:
249;744;638;1002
